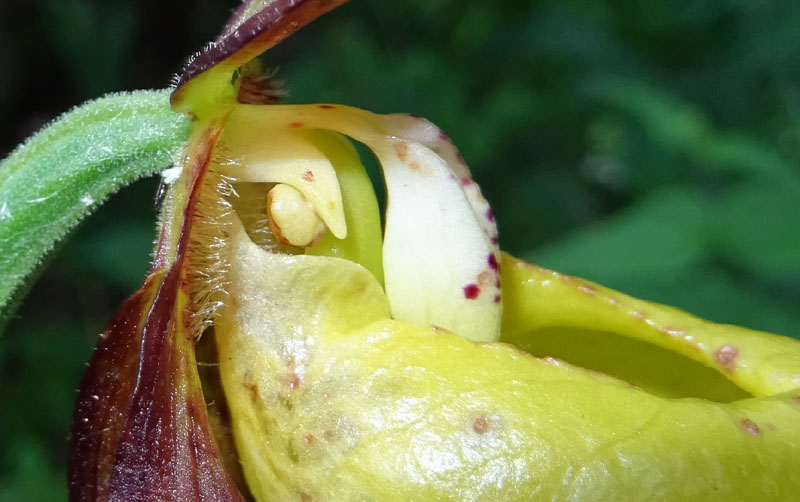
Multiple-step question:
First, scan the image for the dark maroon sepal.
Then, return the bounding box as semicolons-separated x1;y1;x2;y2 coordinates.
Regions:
68;266;244;502
171;0;347;110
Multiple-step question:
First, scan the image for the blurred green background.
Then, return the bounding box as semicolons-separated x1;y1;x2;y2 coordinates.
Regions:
1;0;799;499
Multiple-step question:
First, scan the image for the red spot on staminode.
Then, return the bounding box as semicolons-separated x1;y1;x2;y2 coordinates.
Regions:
302;170;314;182
714;345;739;372
318;104;336;109
488;253;499;271
740;418;760;436
486;209;495;222
463;284;481;299
289;121;304;128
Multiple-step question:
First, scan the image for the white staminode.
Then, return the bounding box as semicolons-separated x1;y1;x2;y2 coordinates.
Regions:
215;104;502;342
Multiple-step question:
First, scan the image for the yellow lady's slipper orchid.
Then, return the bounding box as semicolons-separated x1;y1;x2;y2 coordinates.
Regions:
66;1;800;501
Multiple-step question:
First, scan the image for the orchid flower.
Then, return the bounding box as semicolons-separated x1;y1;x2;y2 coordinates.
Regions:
1;1;799;501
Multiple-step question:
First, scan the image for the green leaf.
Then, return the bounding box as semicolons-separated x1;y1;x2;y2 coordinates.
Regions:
587;77;800;190
714;181;800;278
0;90;191;326
526;187;708;284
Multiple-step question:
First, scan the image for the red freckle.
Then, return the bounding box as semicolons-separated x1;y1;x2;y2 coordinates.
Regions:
461;177;473;186
485;209;495;222
472;416;490;434
463;284;481;299
740;418;760;436
493;295;501;304
491;236;499;245
289;121;304;128
495;279;501;288
714;345;739;372
302;170;314;182
318;104;335;109
488;253;499;271
456;152;466;164
438;131;449;141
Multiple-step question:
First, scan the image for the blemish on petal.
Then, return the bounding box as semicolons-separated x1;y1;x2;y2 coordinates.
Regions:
740;418;760;436
488;253;499;271
472;416;490;434
659;325;686;337
394;141;409;162
407;160;433;177
302;170;314;182
242;373;259;403
478;270;494;288
630;310;647;320
714;345;739;372
282;370;301;390
463;284;481;299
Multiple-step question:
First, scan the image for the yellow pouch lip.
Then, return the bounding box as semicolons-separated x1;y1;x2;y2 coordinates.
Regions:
214;220;800;501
